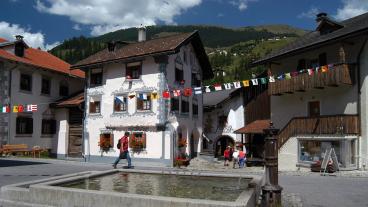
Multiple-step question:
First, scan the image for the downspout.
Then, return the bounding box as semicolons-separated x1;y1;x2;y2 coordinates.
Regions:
7;62;18;145
356;35;368;169
83;69;90;162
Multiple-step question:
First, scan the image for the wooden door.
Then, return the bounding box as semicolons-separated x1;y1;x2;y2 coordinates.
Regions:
68;108;83;157
308;101;320;117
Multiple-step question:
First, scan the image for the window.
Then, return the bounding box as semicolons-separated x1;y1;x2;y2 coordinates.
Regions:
59;81;69;97
99;133;113;150
16;116;33;134
308;101;320;117
126;62;141;79
42;119;56;134
20;74;32;91
319;53;327;66
137;93;151;111
171;98;179;112
114;96;127;112
129;132;146;150
90;68;103;86
89;99;101;114
193;103;198;116
41;78;51;95
191;73;201;87
183;51;187;63
175;65;184;82
218;115;228;128
181;99;189;113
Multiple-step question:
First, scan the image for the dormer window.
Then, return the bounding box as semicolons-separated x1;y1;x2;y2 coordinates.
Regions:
126;62;141;80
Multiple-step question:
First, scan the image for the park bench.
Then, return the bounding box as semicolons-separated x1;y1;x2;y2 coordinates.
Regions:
2;144;31;156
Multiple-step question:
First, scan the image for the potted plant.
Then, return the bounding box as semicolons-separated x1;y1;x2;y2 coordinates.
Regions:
174;153;190;168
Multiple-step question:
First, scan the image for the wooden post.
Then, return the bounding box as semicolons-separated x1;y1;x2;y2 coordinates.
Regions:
339;44;346;64
261;122;282;207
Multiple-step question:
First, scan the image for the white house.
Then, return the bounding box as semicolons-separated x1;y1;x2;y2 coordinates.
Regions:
253;12;368;171
69;28;213;167
0;35;84;155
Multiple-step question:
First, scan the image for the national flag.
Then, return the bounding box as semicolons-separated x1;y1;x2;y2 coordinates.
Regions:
13;106;18;113
128;92;136;99
162;90;170;99
298;69;305;74
291;72;298;77
321;65;328;73
224;83;233;90
214;84;222;91
183;88;192;97
233;81;241;88
277;74;285;80
260;78;267;84
26;104;37;112
285;73;291;79
251;79;258;86
242;80;250;87
204;86;211;93
315;67;320;73
269;76;275;83
18;104;24;112
139;93;148;100
115;97;124;104
173;89;181;97
328;64;334;70
308;69;314;75
151;91;159;100
2;105;10;113
194;87;203;95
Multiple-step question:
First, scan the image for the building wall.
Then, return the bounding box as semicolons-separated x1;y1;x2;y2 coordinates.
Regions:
55;108;69;157
84;43;204;166
8;63;84;153
0;61;10;146
359;39;368;169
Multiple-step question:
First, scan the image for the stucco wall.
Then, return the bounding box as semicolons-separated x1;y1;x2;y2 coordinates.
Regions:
359;39;368;168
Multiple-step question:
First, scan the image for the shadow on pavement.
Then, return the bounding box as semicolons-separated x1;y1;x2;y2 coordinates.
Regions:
0;159;49;167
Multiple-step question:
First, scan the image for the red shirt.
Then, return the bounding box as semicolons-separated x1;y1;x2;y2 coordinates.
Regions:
224;149;230;158
120;136;129;152
239;151;245;159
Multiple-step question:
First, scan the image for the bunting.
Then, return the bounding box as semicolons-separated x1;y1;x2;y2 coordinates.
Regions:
27;104;37;112
251;79;258;86
242;80;250;87
224;83;233;90
194;87;203;95
173;89;181;97
183;88;193;97
233;81;242;88
214;84;222;91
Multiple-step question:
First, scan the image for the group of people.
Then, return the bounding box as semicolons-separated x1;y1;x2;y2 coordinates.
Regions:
223;145;246;168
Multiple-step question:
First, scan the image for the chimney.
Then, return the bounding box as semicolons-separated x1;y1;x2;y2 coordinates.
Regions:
107;41;116;52
14;35;25;57
316;12;327;23
15;35;24;41
138;24;146;42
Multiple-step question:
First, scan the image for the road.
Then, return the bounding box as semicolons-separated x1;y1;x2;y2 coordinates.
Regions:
1;158;368;207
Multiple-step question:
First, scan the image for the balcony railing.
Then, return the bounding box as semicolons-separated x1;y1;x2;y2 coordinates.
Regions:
269;63;355;96
278;115;359;149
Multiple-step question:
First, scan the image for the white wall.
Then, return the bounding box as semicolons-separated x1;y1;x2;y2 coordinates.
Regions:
359;39;368;168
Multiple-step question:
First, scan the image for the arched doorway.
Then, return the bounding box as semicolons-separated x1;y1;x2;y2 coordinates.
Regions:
214;136;234;158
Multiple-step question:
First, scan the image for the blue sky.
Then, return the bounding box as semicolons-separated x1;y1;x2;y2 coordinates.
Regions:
0;0;366;49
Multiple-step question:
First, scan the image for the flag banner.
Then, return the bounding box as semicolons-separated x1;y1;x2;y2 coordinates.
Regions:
204;86;211;93
27;104;37;112
224;83;233;90
214;84;222;91
321;65;328;73
115;97;124;104
277;74;284;80
315;66;320;73
18;104;24;112
233;81;242;88
128;92;136;99
13;106;18;113
291;71;298;77
269;76;275;83
251;79;258;86
150;92;159;100
308;69;314;75
2;105;9;113
162;90;170;99
173;89;181;97
328;64;334;69
183;88;192;97
285;73;291;79
242;80;250;87
298;69;305;74
138;93;147;100
194;87;203;95
260;78;267;84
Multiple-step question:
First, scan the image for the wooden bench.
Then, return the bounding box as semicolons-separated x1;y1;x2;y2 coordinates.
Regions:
2;144;31;156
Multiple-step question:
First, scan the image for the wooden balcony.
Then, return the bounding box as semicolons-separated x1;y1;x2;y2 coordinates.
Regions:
269;63;355;96
278;115;359;149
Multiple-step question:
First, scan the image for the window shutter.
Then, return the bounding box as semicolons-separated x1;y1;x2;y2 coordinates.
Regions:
109;134;114;148
137;100;143;110
90;102;96;113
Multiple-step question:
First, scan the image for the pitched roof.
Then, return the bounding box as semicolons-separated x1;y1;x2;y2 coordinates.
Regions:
0;40;84;78
0;38;8;43
234;119;270;134
53;92;84;108
254;12;368;65
72;31;213;79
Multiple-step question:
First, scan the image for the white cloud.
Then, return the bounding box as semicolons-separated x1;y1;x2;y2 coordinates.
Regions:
335;0;368;20
0;21;58;50
229;0;257;11
73;24;81;31
35;0;202;36
217;13;224;17
45;41;60;50
298;6;320;19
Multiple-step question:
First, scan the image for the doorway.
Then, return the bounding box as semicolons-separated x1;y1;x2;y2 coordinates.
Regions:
308;101;320;117
68;108;83;157
215;136;234;158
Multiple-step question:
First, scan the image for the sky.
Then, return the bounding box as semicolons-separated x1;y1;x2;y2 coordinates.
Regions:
0;0;367;50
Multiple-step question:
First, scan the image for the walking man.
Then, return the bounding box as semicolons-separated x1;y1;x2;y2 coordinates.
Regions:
113;132;132;169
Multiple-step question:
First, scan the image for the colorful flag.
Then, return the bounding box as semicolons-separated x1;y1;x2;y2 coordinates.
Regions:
138;93;147;100
298;69;305;74
2;105;10;113
315;66;320;73
151;91;159;100
173;89;181;97
115;97;124;104
162;90;170;99
269;76;275;83
183;88;192;97
224;83;233;90
27;104;37;112
277;74;285;80
204;86;211;93
251;79;258;86
291;71;298;77
194;87;203;95
242;80;250;87
285;73;291;80
13;106;18;113
328;64;334;70
214;84;222;91
260;78;267;84
321;65;328;73
233;81;242;88
128;92;136;99
308;69;314;75
18;104;24;112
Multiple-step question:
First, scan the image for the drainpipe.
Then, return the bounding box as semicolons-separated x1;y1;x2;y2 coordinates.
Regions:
356;35;368;169
7;62;18;145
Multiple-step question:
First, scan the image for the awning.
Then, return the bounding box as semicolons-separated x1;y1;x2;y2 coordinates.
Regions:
53;92;84;108
234;119;270;134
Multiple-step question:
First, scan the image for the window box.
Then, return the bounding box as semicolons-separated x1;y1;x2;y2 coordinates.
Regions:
129;132;146;152
99;133;113;153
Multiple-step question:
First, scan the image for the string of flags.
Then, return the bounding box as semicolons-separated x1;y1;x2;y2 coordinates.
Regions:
1;104;38;113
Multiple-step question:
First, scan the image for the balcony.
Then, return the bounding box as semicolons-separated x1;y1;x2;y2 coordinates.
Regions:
269;63;355;96
278;115;359;149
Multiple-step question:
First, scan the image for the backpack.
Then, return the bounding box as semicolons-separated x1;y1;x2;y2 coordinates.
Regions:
116;139;121;149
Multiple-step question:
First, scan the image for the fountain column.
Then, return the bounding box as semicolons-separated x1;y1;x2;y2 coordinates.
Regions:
261;122;282;207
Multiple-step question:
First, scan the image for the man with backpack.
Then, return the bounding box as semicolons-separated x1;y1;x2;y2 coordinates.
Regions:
113;132;132;169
